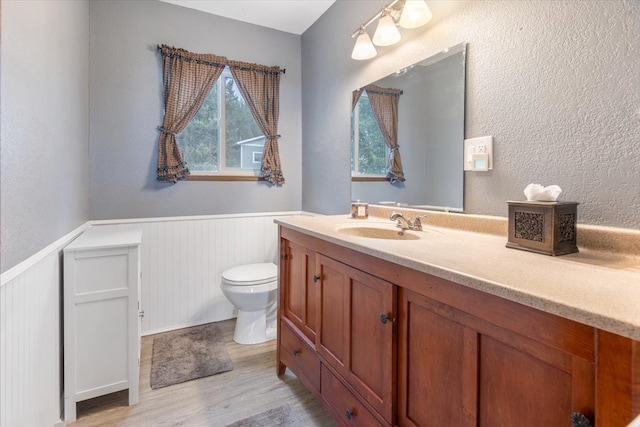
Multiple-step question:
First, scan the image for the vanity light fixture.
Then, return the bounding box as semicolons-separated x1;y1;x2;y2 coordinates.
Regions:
351;27;378;60
350;0;432;61
399;0;433;29
372;9;402;46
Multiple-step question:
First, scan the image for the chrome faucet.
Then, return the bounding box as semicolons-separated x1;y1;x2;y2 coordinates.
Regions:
390;212;424;231
390;212;411;230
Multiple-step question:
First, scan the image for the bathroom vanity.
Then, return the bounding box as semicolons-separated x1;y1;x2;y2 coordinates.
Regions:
275;213;639;427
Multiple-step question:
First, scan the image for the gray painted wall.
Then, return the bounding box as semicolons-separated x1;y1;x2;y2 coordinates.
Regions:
1;0;90;272
302;0;640;228
89;0;302;220
2;0;638;272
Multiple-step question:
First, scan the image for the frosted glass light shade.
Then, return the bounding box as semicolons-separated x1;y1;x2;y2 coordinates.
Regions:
372;14;401;46
351;31;377;60
399;0;432;29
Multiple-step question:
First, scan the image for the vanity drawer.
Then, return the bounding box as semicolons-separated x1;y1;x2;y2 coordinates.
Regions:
280;320;320;391
321;365;386;427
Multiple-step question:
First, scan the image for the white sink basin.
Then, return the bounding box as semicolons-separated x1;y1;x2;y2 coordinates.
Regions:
335;225;421;240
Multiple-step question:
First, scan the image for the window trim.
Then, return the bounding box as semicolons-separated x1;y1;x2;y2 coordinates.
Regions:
351;176;387;182
183;67;265;178
186;175;264;182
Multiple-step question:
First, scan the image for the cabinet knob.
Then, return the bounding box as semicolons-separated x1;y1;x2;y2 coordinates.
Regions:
138;310;145;318
345;408;354;420
313;274;320;283
292;348;300;356
570;412;592;427
380;313;393;324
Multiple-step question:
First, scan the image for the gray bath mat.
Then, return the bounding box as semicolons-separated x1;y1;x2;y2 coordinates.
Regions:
225;404;300;427
150;322;233;389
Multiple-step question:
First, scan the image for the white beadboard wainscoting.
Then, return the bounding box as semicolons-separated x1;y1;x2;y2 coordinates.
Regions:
0;211;308;427
93;212;304;336
1;224;88;427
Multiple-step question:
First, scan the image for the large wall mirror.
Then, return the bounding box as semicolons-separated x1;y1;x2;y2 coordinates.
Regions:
351;42;467;211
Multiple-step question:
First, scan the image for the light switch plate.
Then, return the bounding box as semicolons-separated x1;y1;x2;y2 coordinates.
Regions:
464;136;493;171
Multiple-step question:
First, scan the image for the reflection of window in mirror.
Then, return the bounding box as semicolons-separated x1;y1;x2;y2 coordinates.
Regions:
351;92;390;178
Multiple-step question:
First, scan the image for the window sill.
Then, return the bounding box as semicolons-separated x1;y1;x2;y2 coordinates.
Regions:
352;176;387;182
187;175;264;182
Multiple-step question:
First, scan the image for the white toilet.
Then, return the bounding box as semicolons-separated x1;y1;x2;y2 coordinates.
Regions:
220;262;278;345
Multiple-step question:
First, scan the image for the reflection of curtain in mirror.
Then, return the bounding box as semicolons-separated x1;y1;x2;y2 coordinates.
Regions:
364;85;405;183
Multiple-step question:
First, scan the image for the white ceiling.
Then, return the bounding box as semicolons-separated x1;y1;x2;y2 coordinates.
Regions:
158;0;336;35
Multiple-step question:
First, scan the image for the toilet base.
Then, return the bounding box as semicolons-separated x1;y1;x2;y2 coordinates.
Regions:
233;308;277;345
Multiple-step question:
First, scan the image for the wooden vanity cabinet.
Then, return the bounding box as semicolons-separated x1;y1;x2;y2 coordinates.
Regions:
278;229;395;426
280;239;318;342
277;226;639;427
398;285;596;427
316;254;396;424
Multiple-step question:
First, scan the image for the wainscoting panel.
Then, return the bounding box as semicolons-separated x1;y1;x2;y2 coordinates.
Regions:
93;213;299;336
0;212;303;426
0;251;63;427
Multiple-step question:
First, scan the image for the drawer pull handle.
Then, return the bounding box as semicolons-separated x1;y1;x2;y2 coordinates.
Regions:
380;313;393;324
292;348;300;356
345;408;354;420
313;274;320;283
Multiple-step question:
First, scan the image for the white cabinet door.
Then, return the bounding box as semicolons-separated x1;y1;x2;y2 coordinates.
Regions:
63;227;142;422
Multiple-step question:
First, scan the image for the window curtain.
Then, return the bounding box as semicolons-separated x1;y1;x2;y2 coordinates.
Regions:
157;45;227;182
228;60;284;185
364;85;405;183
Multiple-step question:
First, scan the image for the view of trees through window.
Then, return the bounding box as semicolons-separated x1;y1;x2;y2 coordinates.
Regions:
352;93;388;175
179;68;263;173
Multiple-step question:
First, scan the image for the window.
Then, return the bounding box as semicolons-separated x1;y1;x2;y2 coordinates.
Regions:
351;92;389;177
179;67;263;175
252;150;262;164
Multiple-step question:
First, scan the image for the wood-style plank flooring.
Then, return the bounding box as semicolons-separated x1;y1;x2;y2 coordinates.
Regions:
71;319;336;426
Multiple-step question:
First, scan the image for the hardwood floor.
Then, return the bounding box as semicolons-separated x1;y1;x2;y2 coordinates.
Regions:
71;319;336;426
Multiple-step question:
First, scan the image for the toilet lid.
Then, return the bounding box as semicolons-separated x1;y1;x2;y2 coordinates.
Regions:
222;262;277;286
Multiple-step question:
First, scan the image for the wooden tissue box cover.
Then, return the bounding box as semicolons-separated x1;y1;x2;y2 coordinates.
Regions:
506;201;579;256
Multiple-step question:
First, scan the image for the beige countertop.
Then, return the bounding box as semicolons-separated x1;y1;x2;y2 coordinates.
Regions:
275;213;640;341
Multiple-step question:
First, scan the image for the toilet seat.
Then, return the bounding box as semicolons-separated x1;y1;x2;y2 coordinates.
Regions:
222;262;277;286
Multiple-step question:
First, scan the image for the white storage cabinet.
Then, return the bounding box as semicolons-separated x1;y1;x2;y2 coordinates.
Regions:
63;227;142;422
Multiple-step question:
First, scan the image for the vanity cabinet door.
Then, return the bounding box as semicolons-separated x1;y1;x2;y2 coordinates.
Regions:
316;254;397;424
398;287;596;427
397;288;475;427
280;239;318;342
